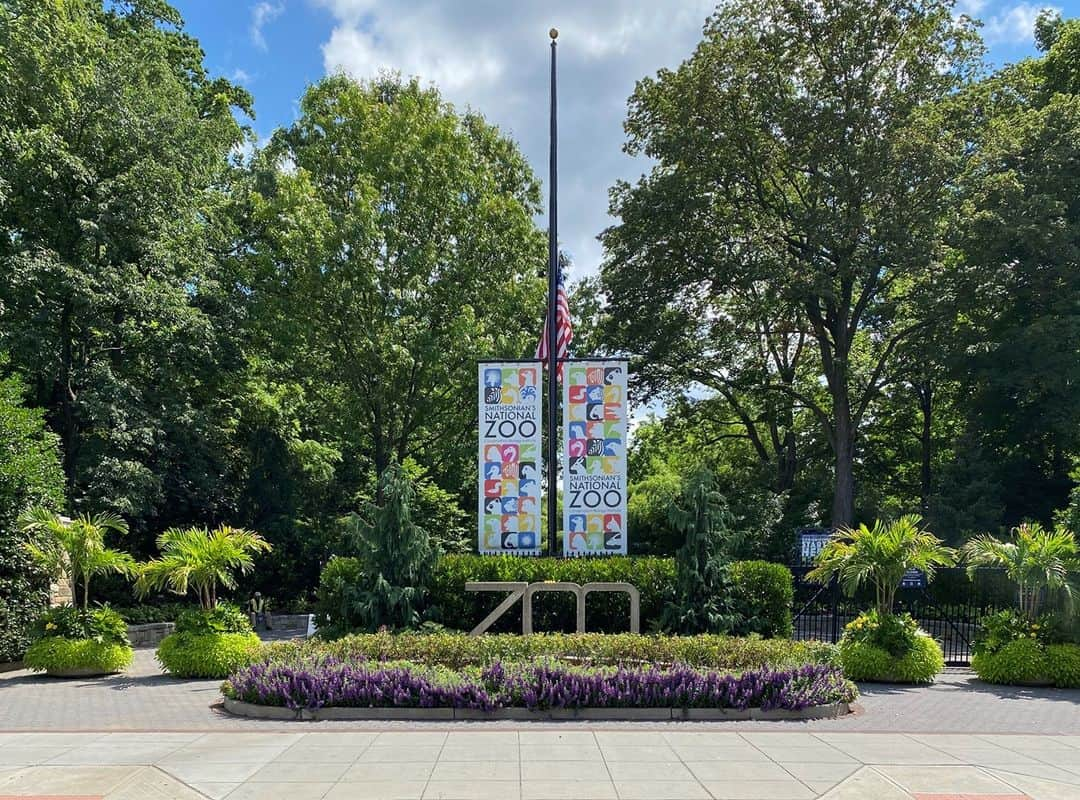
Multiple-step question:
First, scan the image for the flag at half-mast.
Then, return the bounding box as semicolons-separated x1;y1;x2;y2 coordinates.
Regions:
535;268;572;377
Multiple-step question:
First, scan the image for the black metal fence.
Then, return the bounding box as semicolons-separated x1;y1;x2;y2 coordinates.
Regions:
789;566;1013;665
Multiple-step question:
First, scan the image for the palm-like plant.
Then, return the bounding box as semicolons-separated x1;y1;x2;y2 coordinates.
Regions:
807;514;957;616
136;525;272;609
19;507;135;611
962;522;1079;618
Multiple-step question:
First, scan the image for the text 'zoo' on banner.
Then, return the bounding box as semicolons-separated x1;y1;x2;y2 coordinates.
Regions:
478;362;542;554
563;360;628;555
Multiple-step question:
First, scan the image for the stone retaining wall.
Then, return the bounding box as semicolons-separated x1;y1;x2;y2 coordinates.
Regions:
127;622;175;648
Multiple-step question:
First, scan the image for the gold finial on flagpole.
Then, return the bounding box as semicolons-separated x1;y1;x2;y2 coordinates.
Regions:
550;28;559;40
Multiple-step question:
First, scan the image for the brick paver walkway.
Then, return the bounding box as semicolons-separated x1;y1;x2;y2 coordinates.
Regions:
1;650;1077;733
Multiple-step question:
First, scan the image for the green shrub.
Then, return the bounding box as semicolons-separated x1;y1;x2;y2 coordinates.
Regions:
972;609;1060;655
839;636;943;683
1045;643;1080;688
156;631;262;678
266;631;838;671
427;555;676;634
314;556;365;637
0;372;65;663
175;602;252;635
838;611;943;683
23;636;133;674
972;638;1049;685
725;561;794;638
34;605;130;646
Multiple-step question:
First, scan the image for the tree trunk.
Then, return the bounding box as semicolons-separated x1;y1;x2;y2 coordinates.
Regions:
777;430;797;493
57;301;79;494
916;380;933;516
831;394;855;528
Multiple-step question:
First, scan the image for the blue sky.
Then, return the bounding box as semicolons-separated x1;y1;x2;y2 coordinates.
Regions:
175;0;1076;279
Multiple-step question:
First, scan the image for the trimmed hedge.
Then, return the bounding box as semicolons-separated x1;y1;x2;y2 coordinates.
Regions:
837;611;943;683
157;631;262;678
23;636;133;675
839;636;944;683
972;640;1080;688
429;555;676;633
155;602;262;679
725;561;793;638
275;631;838;671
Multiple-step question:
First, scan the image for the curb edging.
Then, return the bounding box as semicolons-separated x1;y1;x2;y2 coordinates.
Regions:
222;697;850;721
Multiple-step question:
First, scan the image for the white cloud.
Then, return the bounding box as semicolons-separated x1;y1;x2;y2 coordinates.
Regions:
315;0;715;280
982;3;1059;44
250;1;285;51
230;68;252;84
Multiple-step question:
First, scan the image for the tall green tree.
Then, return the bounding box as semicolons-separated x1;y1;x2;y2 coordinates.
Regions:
943;12;1080;528
237;75;546;503
0;0;251;525
601;0;982;526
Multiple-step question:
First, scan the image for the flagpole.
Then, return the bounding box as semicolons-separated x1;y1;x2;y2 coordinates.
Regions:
546;27;559;558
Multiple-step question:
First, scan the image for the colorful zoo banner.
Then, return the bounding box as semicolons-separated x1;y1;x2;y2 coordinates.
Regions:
478;362;543;555
563;360;629;555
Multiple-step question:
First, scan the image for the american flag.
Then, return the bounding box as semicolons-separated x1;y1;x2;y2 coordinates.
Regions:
535;269;572;378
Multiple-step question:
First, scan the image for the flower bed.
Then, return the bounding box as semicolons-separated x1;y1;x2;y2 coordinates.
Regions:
264;631;838;671
222;657;856;720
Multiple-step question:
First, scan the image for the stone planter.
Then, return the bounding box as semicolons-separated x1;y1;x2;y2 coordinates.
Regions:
45;667;120;678
223;697;852;722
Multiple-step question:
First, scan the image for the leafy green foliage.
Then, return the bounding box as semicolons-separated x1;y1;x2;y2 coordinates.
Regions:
238;73;546;509
137;525;272;609
267;631;838;672
156;631;262;679
427;555;676;634
112;603;197;624
19;509;135;611
971;610;1061;656
339;465;437;632
724;561;794;639
963;523;1079;617
808;516;956;616
972;638;1049;685
33;605;130;646
23;636;133;675
313;556;365;638
0;0;252;526
839;612;944;683
662;468;742;634
0;372;64;662
175;603;253;635
1044;644;1080;688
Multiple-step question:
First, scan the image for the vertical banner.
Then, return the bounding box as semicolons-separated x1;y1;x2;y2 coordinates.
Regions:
478;362;542;554
563;360;628;555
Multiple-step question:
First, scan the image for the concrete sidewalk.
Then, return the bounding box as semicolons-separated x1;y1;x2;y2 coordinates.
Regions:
1;730;1079;799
